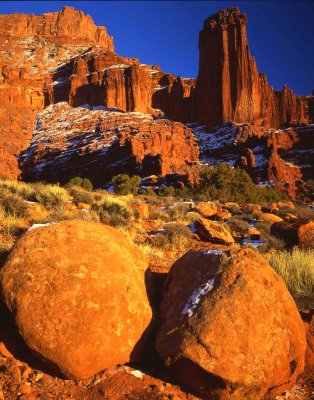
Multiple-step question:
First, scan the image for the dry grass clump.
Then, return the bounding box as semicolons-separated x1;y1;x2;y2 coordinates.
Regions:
34;184;71;210
66;186;95;205
167;203;191;222
269;247;314;299
92;196;134;227
1;194;29;218
0;178;37;201
293;205;314;223
154;224;193;253
227;218;249;237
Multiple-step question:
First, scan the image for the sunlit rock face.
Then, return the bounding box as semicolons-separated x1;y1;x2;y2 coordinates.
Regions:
19;102;199;185
194;7;312;129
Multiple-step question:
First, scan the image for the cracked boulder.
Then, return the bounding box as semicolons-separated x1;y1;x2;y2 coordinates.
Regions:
0;220;152;380
155;248;306;399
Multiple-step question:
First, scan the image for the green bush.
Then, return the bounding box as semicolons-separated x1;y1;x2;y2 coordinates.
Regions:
139;189;157;197
194;163;286;204
112;174;141;195
269;248;314;299
158;186;175;197
66;177;93;191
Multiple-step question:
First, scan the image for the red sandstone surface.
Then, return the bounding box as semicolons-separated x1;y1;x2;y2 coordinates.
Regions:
0;5;312;189
19;103;199;184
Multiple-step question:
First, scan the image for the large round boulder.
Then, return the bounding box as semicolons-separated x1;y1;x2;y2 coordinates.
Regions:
0;220;152;380
156;248;306;399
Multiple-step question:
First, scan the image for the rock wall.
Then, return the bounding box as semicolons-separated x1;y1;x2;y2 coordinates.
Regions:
194;7;312;128
0;6;114;51
0;7;114;179
19;103;199;185
0;5;312;184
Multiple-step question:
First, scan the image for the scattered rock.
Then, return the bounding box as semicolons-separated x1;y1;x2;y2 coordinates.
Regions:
246;227;261;240
76;202;91;210
156;248;306;399
135;204;150;220
259;212;283;224
271;220;314;248
195;202;218;218
194;217;234;244
0;220;152;380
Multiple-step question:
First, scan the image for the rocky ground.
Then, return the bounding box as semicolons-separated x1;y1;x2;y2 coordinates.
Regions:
0;178;313;399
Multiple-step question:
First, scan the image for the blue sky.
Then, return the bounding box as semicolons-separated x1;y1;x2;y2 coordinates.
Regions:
1;1;313;95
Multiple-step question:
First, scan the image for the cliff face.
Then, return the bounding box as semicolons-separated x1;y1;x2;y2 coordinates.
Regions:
0;6;114;51
19;103;199;184
0;5;312;187
194;7;312;128
0;7;193;178
0;6;114;178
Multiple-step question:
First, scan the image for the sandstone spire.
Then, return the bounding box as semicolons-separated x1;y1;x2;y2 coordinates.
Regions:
195;7;311;128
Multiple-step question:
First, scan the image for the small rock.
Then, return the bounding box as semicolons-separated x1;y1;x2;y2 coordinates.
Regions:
19;384;32;394
0;342;13;358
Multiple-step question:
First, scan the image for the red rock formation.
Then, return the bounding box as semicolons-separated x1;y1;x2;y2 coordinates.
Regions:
19;103;199;185
0;7;114;179
0;7;194;179
0;6;113;51
195;7;312;128
191;121;314;195
0;5;312;186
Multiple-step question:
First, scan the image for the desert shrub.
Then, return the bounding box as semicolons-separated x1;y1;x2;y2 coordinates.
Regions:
227;218;249;236
253;220;286;252
1;194;29;218
154;224;193;252
92;199;132;227
0;233;15;253
112;174;141;195
0;179;36;201
158;186;175;197
138;243;165;262
34;184;70;210
293;205;314;223
257;234;286;253
44;209;77;223
195;163;286;204
139;189;157;197
66;177;93;191
269;248;314;299
67;186;94;205
168;203;191;221
149;209;170;222
174;186;193;200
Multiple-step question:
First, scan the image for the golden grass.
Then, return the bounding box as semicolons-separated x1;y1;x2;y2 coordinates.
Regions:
269;247;314;298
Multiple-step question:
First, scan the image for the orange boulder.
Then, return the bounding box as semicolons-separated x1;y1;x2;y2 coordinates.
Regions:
0;220;152;380
259;212;283;224
195;202;218;218
156;248;306;399
194;217;234;244
271;220;314;248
